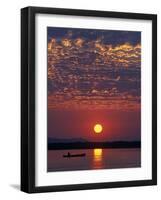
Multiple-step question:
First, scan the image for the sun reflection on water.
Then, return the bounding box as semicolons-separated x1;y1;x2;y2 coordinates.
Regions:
93;148;103;169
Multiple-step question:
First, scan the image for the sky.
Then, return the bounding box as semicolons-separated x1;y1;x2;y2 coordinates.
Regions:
47;27;141;142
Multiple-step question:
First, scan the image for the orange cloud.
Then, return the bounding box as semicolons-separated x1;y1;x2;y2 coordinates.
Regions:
47;37;141;111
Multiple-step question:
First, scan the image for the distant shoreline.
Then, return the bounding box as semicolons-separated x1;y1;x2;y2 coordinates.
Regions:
48;141;141;150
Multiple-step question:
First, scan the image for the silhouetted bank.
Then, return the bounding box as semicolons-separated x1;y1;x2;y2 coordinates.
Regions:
48;141;141;150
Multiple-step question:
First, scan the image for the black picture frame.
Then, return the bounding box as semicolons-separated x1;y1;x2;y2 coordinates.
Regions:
21;6;157;193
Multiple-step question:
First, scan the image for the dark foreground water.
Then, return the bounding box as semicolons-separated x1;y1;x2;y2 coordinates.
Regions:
48;148;141;172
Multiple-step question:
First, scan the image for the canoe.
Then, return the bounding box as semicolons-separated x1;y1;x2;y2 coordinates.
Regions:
63;153;86;158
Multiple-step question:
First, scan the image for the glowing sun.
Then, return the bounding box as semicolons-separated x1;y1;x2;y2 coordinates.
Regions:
94;124;103;134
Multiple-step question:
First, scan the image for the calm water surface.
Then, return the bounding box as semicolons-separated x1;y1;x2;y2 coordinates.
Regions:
48;148;141;172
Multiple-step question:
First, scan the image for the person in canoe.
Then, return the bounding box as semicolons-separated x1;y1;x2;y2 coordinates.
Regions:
67;152;70;156
63;152;86;158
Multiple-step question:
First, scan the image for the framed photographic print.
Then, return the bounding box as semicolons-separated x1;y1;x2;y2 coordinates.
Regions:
21;6;157;193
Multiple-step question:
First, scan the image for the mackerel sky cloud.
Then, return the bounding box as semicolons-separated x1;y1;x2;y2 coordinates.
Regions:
47;27;141;111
